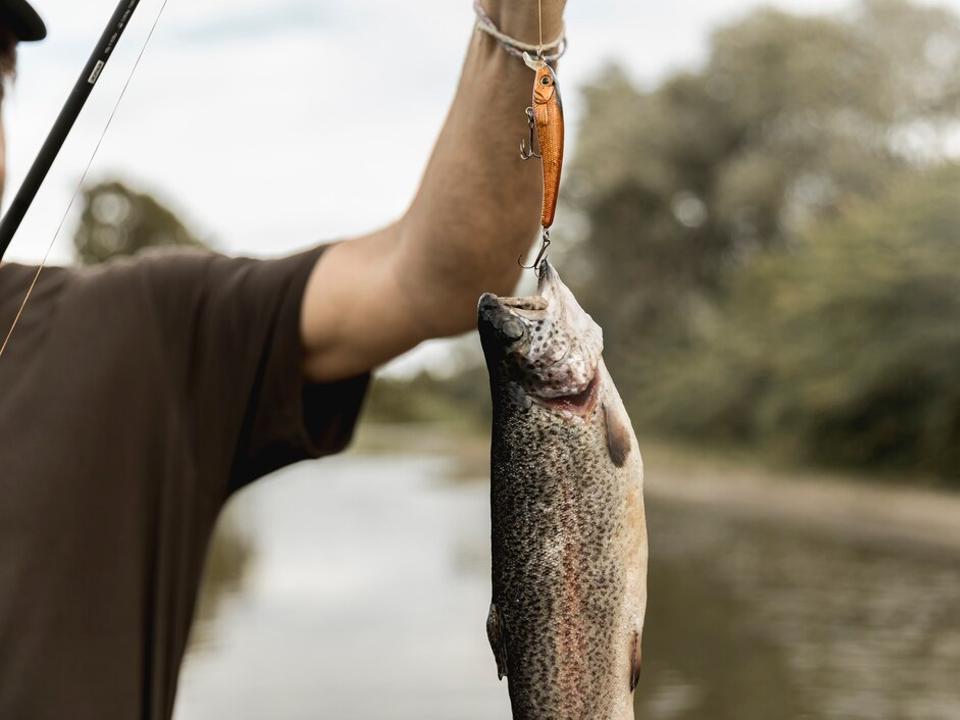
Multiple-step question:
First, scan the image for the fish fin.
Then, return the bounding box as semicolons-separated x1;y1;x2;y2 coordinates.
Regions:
533;101;551;127
604;402;633;468
486;603;509;680
630;630;642;692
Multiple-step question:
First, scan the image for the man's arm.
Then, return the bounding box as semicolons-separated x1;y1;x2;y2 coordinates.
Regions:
300;0;566;383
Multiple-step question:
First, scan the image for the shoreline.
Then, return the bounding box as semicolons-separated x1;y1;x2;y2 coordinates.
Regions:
353;422;960;555
643;445;960;556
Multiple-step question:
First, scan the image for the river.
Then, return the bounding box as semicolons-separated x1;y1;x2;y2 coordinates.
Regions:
172;427;960;720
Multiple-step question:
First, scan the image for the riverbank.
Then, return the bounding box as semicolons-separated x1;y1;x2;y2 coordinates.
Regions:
353;422;960;555
641;442;960;555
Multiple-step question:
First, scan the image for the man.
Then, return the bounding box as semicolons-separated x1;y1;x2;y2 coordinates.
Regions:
0;0;566;717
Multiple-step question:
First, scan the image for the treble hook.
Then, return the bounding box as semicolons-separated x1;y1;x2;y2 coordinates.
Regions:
519;107;541;160
518;227;551;275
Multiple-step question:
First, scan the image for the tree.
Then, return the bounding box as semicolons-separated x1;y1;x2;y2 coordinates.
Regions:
73;180;208;264
567;0;960;356
643;164;960;479
564;0;960;479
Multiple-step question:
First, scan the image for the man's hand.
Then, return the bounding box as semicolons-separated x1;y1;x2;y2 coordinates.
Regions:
300;1;567;383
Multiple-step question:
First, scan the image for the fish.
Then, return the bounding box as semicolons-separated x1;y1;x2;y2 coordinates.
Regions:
522;53;564;230
477;260;648;720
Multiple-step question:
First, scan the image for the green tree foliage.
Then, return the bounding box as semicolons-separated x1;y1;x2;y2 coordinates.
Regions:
565;0;960;479
366;365;491;431
569;0;960;354
644;166;960;478
73;180;208;264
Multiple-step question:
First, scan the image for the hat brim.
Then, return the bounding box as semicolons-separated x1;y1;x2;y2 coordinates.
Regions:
1;0;47;42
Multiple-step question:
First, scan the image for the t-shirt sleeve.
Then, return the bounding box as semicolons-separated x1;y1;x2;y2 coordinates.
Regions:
139;245;369;495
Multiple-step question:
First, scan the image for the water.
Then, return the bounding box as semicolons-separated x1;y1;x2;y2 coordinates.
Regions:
173;432;960;720
643;503;960;720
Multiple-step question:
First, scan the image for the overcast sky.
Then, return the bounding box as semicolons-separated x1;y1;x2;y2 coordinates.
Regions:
5;0;958;268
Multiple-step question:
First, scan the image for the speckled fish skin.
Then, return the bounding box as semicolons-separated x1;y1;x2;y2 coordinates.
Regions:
478;261;647;720
531;62;564;229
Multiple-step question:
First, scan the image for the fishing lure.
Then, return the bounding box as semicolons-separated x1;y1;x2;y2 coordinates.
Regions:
520;52;564;271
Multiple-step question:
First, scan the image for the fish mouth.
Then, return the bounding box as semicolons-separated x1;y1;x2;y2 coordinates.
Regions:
477;293;546;343
532;372;600;419
536;259;559;297
477;259;557;323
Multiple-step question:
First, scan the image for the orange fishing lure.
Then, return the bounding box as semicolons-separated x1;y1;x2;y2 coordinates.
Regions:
521;54;564;230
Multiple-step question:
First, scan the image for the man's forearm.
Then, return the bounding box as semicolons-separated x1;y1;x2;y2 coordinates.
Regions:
301;1;567;382
395;0;567;337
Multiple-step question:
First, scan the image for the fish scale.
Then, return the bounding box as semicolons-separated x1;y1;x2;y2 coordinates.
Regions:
478;261;647;720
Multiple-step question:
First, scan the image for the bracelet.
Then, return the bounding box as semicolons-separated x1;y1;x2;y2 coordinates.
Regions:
473;0;567;63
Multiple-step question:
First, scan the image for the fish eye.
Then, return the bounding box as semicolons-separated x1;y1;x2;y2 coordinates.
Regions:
540;76;552;86
499;318;525;343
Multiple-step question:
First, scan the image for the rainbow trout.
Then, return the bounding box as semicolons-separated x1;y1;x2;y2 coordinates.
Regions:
478;261;648;720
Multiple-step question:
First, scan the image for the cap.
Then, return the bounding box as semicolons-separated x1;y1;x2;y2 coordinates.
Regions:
0;0;46;42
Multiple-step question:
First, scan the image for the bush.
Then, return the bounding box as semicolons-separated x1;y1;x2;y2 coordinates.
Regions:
640;165;960;480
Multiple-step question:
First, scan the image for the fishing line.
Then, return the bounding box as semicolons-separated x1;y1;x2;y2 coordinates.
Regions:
538;0;543;56
0;0;171;359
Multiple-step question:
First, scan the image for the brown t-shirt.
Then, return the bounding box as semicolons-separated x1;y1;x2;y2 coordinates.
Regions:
0;247;369;720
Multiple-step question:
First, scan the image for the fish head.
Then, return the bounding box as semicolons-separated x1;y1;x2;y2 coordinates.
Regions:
478;260;603;411
533;65;558;105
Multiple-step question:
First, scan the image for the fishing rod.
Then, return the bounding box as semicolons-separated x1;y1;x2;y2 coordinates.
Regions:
0;0;143;262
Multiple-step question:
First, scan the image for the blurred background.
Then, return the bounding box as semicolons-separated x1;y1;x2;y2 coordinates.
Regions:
5;0;960;718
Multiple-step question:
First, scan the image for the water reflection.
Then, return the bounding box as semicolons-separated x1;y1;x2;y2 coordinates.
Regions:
174;431;960;720
642;501;960;720
175;452;512;720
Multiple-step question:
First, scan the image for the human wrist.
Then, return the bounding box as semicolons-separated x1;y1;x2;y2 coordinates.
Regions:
480;0;566;47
